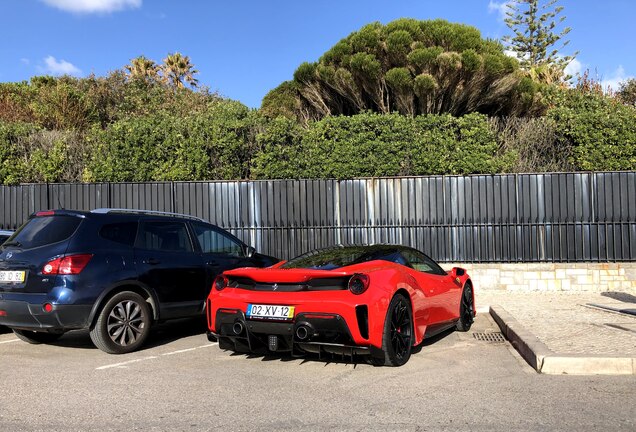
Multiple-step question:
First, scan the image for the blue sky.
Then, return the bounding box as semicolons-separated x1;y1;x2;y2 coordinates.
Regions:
1;0;634;108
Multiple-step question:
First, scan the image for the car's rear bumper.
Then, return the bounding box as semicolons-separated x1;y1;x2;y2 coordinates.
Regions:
210;307;371;356
0;299;91;332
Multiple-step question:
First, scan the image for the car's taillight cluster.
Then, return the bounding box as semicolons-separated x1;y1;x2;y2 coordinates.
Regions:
348;274;370;295
214;275;229;291
42;254;93;275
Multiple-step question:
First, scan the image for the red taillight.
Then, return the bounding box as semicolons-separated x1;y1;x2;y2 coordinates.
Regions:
303;313;337;320
214;275;228;291
43;303;53;313
0;310;6;317
348;274;370;295
35;210;55;217
42;254;93;275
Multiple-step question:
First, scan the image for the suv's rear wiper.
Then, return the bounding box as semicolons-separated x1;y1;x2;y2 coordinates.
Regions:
3;241;22;247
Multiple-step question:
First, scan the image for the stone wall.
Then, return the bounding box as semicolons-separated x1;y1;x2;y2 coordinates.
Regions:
444;263;636;293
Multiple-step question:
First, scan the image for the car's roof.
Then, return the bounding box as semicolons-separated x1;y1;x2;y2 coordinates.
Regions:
28;209;209;224
296;244;418;257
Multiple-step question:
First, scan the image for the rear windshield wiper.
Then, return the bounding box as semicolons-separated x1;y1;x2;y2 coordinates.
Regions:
3;241;22;247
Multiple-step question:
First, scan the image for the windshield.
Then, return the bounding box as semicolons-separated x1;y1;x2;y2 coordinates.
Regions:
4;215;82;249
281;246;406;270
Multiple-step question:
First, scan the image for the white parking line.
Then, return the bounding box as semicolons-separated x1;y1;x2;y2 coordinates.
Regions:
196;343;218;349
0;338;20;344
96;343;217;370
96;356;158;370
161;347;197;356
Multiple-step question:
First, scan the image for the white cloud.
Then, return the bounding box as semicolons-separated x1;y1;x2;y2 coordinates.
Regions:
503;49;521;60
601;66;634;91
564;58;582;77
20;58;30;65
42;56;83;76
488;1;512;21
40;0;141;14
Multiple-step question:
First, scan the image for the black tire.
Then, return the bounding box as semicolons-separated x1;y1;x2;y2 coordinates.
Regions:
90;291;152;354
13;329;63;344
372;293;414;367
456;283;474;332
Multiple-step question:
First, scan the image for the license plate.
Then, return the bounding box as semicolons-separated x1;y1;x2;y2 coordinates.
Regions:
246;304;295;320
0;270;26;283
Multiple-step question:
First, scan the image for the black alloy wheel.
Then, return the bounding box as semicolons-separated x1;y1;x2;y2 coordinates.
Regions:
90;291;152;354
373;293;413;366
456;283;474;332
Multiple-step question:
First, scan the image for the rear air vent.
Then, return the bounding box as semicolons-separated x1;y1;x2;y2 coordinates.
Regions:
355;305;369;339
206;299;212;326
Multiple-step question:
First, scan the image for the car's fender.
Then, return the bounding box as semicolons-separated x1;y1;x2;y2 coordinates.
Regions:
364;267;427;348
87;280;161;327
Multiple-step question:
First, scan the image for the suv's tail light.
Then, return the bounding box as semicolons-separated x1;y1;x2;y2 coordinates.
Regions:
348;274;370;295
214;275;228;291
42;254;93;275
35;210;55;217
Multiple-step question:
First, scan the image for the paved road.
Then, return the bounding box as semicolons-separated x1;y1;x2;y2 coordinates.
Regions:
0;315;634;432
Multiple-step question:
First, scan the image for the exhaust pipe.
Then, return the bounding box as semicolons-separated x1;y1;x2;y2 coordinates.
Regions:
232;321;244;335
295;325;312;341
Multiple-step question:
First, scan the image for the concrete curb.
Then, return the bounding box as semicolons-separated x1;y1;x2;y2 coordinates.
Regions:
489;305;636;375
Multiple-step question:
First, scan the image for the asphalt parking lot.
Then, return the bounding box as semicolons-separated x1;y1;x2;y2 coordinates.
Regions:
1;315;635;432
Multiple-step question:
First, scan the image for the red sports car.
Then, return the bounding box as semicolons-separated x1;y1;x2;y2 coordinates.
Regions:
206;245;474;366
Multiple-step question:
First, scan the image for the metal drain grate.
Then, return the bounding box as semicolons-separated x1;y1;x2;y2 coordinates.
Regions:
473;332;506;343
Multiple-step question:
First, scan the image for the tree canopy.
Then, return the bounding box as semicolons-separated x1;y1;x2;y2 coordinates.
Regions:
504;0;577;83
262;19;543;122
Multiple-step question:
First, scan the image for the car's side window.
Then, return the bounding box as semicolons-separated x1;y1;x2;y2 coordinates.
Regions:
99;222;138;246
137;221;193;253
403;250;446;275
192;223;243;257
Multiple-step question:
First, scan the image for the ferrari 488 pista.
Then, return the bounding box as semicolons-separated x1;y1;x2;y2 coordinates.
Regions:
206;244;474;366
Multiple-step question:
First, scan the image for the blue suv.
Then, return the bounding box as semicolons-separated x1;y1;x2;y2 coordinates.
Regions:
0;209;277;353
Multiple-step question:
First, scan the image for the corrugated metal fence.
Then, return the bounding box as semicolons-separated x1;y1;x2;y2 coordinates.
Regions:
1;172;635;262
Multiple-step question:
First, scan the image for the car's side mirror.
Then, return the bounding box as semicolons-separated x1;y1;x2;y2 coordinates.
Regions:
245;246;256;258
452;267;465;277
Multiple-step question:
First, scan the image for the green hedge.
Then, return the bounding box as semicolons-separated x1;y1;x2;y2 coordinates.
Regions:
85;100;260;182
252;112;512;179
548;90;636;171
1;95;635;185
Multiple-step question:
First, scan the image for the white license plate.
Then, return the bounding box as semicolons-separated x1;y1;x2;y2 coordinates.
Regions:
246;304;295;320
0;270;26;283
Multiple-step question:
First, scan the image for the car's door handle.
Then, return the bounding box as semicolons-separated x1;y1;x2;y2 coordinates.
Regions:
143;258;161;265
206;261;218;266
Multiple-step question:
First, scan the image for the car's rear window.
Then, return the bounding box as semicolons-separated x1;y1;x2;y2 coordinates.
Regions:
7;215;82;249
281;246;405;270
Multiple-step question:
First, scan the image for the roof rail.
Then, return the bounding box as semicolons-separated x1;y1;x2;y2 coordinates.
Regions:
91;208;206;222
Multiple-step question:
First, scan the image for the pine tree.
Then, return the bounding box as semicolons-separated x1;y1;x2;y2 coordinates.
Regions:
504;0;578;79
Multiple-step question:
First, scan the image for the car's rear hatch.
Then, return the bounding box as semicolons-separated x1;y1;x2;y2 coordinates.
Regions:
0;211;84;294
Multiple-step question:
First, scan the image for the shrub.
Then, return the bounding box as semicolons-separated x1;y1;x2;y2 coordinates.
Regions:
548;90;636;171
85;99;259;182
253;112;511;179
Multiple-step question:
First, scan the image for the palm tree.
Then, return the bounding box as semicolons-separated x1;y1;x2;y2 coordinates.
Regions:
162;53;199;89
125;56;160;82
